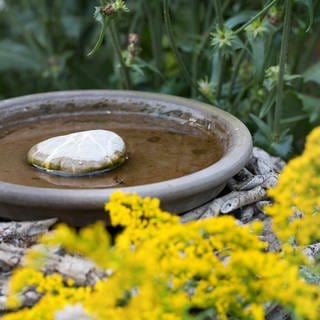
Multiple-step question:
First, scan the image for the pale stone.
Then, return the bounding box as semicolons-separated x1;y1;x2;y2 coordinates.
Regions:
27;130;126;176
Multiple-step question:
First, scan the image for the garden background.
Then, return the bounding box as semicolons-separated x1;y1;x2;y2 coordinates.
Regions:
1;1;320;319
0;0;320;158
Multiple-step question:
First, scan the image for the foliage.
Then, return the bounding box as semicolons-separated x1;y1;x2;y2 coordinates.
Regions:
0;0;320;157
3;184;320;319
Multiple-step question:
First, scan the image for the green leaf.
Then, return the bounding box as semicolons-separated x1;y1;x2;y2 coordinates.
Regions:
303;61;320;84
225;10;257;29
297;93;320;123
280;115;308;124
134;57;163;76
250;114;272;138
0;40;43;72
248;35;265;79
130;64;145;76
270;133;293;158
259;90;275;118
254;126;293;158
253;130;270;147
185;308;217;320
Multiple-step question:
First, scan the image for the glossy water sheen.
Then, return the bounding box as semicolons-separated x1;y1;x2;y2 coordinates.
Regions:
0;113;224;189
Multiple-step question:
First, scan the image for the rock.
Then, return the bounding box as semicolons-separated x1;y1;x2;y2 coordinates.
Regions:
27;130;126;176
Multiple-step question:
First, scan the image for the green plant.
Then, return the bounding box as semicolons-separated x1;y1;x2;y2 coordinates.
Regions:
0;0;320;158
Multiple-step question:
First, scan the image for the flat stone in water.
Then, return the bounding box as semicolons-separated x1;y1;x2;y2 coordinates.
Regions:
27;130;126;176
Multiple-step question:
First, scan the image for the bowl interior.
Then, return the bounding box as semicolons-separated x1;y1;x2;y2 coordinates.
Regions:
0;90;252;224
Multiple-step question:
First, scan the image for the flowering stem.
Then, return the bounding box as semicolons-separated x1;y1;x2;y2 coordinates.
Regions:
273;0;292;138
228;43;247;107
109;20;131;89
234;0;279;35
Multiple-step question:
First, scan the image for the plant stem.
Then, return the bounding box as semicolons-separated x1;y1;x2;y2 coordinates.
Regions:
222;0;231;13
213;0;223;29
191;3;214;98
234;0;279;35
108;20;131;89
273;0;292;138
215;51;224;102
212;0;225;102
144;1;163;88
162;0;212;103
191;0;199;97
228;43;247;105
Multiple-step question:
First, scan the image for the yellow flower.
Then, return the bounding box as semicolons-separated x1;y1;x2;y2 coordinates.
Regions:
4;188;320;320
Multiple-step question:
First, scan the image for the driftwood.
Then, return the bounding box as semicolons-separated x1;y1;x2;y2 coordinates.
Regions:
0;243;24;271
200;186;267;219
220;186;267;213
55;304;93;320
0;219;57;247
1;288;41;312
199;196;229;219
239;205;256;223
0;244;108;312
180;202;210;223
43;248;107;286
0;243;106;286
260;218;281;252
191;147;281;220
303;243;320;261
0;221;107;312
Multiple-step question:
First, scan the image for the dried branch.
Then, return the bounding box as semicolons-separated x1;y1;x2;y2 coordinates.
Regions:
0;219;57;247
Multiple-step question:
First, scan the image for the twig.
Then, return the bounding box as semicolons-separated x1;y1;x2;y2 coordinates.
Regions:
180;203;210;223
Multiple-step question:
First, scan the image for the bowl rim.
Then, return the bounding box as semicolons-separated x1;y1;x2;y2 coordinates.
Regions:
0;90;252;209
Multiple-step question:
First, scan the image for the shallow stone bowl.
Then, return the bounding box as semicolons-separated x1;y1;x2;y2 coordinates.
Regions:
0;90;252;225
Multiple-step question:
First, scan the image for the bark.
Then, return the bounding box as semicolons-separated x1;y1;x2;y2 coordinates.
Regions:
0;243;24;271
0;219;57;247
303;242;320;261
240;205;256;223
220;186;267;214
180;203;210;223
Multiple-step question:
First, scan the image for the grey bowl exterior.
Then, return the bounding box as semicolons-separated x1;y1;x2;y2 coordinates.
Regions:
0;90;252;225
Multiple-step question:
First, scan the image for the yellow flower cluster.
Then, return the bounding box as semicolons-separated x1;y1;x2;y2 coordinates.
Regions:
105;190;179;228
4;188;320;319
266;127;320;246
6;267;92;320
